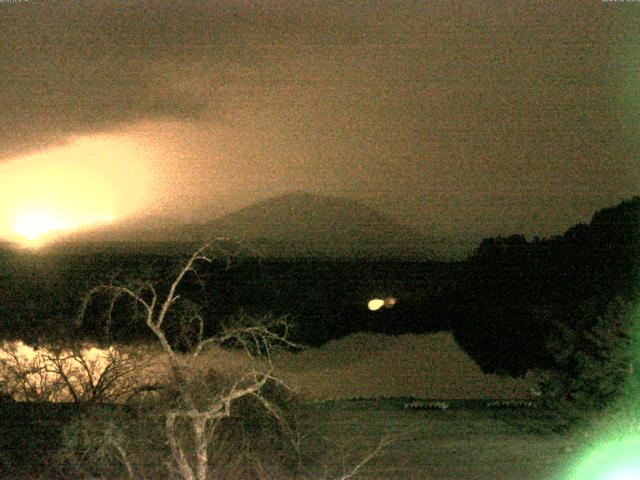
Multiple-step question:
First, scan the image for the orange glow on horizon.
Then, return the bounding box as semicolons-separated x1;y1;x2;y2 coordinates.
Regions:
13;211;114;247
0;133;156;247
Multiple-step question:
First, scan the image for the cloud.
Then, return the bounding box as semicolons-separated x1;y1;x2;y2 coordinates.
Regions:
1;1;637;236
0;0;405;160
0;1;255;160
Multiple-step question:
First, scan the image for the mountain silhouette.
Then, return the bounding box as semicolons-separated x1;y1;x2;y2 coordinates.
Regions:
52;191;435;259
201;191;434;258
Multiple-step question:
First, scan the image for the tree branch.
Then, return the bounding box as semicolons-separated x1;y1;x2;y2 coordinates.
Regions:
338;436;392;480
156;244;213;330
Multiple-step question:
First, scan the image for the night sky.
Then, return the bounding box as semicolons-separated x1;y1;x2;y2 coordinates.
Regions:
1;0;639;244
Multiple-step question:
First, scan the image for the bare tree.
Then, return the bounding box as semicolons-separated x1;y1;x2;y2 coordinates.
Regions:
0;341;143;404
76;243;300;480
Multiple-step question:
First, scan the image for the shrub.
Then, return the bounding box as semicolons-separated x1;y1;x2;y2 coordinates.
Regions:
57;376;301;480
56;405;165;479
537;296;638;426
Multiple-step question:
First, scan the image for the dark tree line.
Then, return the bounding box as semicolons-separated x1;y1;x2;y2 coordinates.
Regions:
0;248;458;346
453;196;640;377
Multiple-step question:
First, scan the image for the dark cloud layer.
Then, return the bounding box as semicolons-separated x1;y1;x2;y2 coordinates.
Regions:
1;0;237;157
1;1;639;236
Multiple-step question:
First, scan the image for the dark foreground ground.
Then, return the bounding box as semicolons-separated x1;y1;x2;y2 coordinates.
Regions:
0;399;579;479
300;399;577;480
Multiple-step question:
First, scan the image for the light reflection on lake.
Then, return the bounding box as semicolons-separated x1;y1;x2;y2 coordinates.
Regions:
0;341;130;402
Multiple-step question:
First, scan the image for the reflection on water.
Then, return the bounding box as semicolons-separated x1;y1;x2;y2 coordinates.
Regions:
0;341;113;363
0;341;130;403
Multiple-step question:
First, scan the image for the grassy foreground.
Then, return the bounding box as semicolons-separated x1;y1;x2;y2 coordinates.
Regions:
0;399;580;479
298;400;577;480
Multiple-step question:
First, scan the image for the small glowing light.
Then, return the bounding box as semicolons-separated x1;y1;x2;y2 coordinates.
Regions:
384;297;397;307
368;297;397;311
368;299;385;311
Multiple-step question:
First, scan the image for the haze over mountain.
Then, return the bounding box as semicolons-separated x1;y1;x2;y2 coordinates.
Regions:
202;191;437;258
51;191;438;259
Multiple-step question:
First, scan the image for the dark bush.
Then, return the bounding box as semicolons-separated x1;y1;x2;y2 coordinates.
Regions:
537;296;639;427
57;371;302;480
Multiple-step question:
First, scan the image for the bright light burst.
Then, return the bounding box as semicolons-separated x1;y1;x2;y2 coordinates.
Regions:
14;212;65;241
563;436;640;480
13;211;113;246
0;133;155;247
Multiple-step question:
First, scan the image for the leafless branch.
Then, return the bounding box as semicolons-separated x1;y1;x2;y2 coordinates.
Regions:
156;243;214;330
112;438;137;480
337;436;393;480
